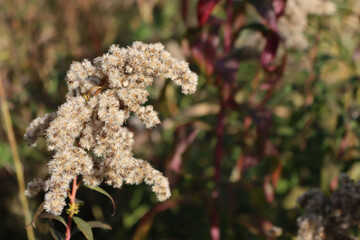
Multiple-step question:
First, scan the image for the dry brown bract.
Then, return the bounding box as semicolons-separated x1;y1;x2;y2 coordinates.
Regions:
24;41;198;215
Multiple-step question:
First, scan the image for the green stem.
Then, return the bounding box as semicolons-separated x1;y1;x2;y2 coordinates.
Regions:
0;75;35;240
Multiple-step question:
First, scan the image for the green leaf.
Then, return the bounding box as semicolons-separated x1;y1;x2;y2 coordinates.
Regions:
72;220;111;235
73;216;94;240
0;141;12;169
87;221;112;230
123;204;150;229
38;212;67;228
31;201;45;228
31;202;67;229
85;186;116;216
75;198;85;206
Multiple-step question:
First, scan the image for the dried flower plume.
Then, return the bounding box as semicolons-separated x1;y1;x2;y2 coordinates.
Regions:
297;174;360;240
278;0;336;50
24;41;198;215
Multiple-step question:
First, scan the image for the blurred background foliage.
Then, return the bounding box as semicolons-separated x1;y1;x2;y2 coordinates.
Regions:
1;0;360;239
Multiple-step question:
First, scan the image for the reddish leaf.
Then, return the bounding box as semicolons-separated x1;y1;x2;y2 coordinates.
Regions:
271;161;282;187
335;124;349;160
243;116;252;134
242;152;259;172
238;214;282;237
230;6;246;47
272;0;287;17
261;32;280;71
251;0;285;71
264;175;274;203
249;106;272;139
250;0;277;31
260;53;287;102
248;106;272;160
330;177;338;192
224;0;233;53
264;141;279;158
210;226;220;240
191;29;219;76
167;124;199;186
215;57;239;102
197;0;221;26
210;200;220;240
168;125;198;174
214;105;225;183
352;44;360;62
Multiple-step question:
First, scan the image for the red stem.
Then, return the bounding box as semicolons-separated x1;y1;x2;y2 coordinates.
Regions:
65;176;78;240
214;107;225;183
211;75;228;240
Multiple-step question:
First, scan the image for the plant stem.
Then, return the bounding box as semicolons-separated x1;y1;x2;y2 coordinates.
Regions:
0;75;35;240
65;176;79;240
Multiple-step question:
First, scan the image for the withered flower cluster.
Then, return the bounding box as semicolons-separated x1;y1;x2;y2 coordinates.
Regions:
24;42;198;215
278;0;336;50
297;174;360;240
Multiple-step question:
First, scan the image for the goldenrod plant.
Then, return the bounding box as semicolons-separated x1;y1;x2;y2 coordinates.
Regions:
24;42;197;239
